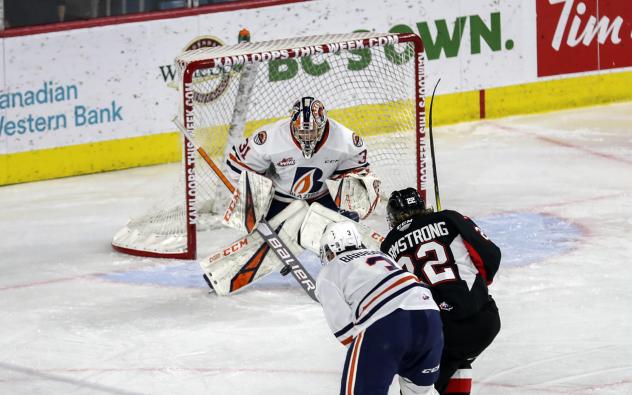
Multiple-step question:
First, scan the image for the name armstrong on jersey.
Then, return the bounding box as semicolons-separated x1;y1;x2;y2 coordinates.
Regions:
387;221;450;259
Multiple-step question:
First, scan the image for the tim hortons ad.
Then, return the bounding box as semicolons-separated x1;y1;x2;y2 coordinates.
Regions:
537;0;632;76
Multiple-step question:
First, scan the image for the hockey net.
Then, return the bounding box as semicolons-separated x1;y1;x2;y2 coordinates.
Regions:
113;32;428;259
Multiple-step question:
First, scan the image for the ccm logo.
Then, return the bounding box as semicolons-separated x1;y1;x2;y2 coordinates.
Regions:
224;189;241;222
223;238;248;256
371;232;385;243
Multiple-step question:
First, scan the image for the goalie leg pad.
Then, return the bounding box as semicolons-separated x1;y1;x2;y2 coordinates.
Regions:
201;200;308;296
223;171;274;233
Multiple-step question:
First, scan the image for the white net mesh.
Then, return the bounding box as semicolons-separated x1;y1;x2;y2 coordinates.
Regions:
113;32;423;258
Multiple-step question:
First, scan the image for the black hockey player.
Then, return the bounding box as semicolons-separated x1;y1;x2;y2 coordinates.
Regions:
380;188;501;395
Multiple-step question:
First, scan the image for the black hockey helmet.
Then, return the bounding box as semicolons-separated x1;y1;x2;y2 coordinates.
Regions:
386;187;429;228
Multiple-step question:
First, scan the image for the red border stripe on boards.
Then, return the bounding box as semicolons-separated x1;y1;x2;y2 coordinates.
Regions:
0;0;308;38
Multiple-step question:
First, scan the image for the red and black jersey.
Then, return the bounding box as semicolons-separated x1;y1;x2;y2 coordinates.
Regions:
380;210;501;320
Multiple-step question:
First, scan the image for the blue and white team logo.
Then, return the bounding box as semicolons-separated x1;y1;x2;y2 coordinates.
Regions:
253;131;267;145
291;167;324;198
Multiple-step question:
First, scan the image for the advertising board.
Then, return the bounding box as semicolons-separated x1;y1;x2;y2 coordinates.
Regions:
0;0;630;184
536;0;632;77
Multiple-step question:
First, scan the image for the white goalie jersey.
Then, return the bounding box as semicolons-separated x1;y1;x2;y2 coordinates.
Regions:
315;249;438;346
226;119;370;203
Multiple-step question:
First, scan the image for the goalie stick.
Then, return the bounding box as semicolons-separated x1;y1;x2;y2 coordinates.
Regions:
172;117;319;302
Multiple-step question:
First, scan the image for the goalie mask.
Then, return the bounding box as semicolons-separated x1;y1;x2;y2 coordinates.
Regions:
386;188;432;228
319;221;364;264
290;97;328;158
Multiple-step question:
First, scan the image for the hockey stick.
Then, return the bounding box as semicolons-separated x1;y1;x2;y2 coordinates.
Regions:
172;117;236;194
256;220;318;302
428;79;442;211
172;117;319;302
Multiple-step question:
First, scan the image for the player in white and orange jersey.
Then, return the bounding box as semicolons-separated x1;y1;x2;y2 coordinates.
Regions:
226;96;379;220
316;221;443;395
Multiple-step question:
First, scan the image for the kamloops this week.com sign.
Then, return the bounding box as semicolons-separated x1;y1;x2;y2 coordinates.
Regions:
537;0;632;76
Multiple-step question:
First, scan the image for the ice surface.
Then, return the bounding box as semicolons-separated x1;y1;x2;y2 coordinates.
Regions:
1;102;632;394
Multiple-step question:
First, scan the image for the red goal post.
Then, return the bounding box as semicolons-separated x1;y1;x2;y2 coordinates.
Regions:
113;32;428;260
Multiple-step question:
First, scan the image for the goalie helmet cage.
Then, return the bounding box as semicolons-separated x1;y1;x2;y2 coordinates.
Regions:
113;32;428;260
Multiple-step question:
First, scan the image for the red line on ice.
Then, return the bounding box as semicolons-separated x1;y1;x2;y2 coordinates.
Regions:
490;122;632;166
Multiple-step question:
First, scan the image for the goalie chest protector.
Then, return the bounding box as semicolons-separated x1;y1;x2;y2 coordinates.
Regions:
226;118;369;202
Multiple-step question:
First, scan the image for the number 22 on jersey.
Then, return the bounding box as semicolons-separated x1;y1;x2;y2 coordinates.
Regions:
397;241;458;285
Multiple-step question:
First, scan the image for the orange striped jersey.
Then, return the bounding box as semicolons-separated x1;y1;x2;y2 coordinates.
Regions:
315;249;438;346
225;118;369;203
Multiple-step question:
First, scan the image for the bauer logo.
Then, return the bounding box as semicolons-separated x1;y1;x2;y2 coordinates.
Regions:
536;0;632;76
267;237;316;292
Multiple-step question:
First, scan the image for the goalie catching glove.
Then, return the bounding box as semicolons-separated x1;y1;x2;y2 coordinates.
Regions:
327;171;381;220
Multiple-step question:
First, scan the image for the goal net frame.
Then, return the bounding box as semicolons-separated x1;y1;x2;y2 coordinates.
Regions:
113;32;427;260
